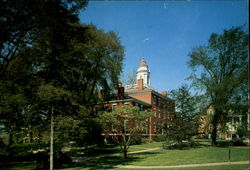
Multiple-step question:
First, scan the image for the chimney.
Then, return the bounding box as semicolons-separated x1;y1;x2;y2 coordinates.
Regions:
161;91;167;96
137;79;144;91
117;82;124;99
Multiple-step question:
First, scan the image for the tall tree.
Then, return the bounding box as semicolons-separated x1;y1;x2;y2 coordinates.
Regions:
121;70;137;86
0;4;124;168
187;27;248;145
164;84;198;144
0;0;88;78
0;22;124;146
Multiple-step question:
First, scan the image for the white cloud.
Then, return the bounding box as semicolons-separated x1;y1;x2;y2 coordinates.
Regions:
143;38;150;42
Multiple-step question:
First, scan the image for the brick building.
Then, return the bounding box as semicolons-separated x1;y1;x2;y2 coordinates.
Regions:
103;58;175;140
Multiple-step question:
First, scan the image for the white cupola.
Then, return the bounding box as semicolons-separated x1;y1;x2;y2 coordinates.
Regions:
136;58;150;87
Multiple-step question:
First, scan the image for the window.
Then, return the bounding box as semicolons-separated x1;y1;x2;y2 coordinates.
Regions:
140;105;143;111
112;124;116;131
153;96;156;105
112;104;117;111
153;123;157;132
104;104;109;111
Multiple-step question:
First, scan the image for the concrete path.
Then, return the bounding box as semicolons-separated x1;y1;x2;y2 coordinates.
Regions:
128;147;161;154
116;161;249;169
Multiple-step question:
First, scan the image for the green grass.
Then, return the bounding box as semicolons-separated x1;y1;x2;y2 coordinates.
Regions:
117;164;249;170
178;164;249;170
56;164;250;170
124;146;249;166
3;142;250;170
59;143;249;169
128;142;163;152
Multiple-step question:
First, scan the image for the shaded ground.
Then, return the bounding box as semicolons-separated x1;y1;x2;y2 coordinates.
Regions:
2;142;250;170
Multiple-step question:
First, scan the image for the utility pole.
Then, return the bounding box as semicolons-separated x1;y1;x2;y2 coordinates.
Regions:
50;106;54;170
247;43;250;170
248;9;250;169
248;107;250;170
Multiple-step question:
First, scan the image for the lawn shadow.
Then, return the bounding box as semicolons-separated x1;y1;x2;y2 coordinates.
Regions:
163;142;208;150
62;149;161;169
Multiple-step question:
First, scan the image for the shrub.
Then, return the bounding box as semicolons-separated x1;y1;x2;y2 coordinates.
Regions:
0;138;5;148
130;134;143;145
153;135;166;142
217;141;231;147
164;141;199;150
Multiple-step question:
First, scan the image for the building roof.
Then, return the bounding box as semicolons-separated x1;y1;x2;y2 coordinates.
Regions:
125;87;172;101
140;58;148;67
105;95;151;107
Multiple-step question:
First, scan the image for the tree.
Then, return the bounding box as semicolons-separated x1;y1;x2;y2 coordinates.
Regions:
164;84;198;144
0;22;124;150
0;2;126;168
99;105;152;158
0;1;126;169
75;25;124;104
187;27;248;145
0;0;88;78
121;70;137;86
0;0;89;151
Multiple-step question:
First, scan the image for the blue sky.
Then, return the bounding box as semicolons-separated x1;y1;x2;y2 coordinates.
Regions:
80;1;248;92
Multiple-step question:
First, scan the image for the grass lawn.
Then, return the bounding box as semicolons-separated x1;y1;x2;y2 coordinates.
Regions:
125;146;249;166
60;143;249;169
127;142;163;152
4;142;250;170
117;164;249;170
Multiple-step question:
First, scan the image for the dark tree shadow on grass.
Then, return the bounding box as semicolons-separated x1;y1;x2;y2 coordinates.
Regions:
62;151;161;169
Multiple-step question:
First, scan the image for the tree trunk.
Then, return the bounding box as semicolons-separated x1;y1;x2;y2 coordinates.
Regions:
211;110;220;146
30;131;33;143
122;135;128;159
87;79;97;103
211;125;217;146
8;129;13;147
123;148;128;159
8;113;13;147
123;151;127;158
50;106;54;170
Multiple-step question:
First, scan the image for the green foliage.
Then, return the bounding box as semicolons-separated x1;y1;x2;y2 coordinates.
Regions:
99;105;152;158
187;27;248;145
236;124;247;139
0;0;88;77
165;84;198;144
166;141;199;150
0;4;124;165
152;135;166;142
0;1;126;169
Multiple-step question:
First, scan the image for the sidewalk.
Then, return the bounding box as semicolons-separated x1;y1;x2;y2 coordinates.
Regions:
128;147;161;154
116;161;249;169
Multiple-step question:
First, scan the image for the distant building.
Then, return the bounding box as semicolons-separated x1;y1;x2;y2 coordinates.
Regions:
198;105;243;140
101;58;175;140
